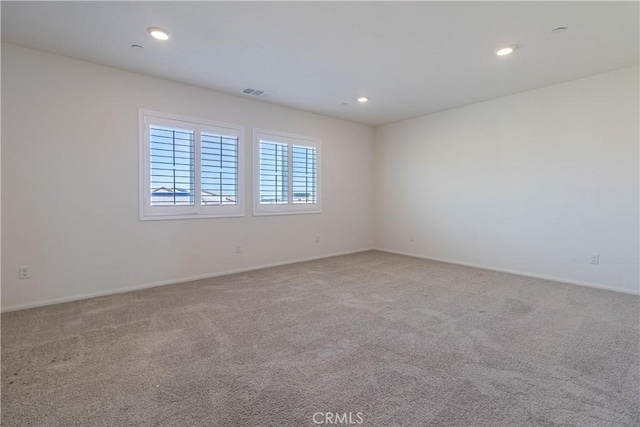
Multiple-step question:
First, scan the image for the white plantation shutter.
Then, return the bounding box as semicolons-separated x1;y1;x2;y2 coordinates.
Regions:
201;132;238;206
259;140;289;204
140;111;244;220
292;145;317;204
149;125;195;208
254;129;321;215
198;124;243;216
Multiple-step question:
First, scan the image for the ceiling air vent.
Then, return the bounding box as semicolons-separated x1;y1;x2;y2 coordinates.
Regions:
242;88;271;98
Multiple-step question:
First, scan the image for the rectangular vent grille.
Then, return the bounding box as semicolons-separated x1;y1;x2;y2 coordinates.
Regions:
242;88;270;98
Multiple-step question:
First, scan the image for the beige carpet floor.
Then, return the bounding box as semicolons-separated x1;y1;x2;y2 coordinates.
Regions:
1;250;639;426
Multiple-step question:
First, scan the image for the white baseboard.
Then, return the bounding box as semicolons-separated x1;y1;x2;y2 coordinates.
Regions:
374;248;640;296
1;248;375;313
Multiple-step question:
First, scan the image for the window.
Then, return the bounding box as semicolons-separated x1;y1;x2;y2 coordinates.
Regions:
139;110;244;220
253;129;321;215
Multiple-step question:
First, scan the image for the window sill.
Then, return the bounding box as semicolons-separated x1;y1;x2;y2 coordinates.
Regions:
139;212;245;221
252;210;321;217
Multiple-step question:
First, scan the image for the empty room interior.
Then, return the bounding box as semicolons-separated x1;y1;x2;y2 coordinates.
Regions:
1;1;639;426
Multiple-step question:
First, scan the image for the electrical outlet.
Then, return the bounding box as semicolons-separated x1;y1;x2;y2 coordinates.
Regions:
590;254;600;265
409;235;414;242
19;265;31;280
235;244;242;254
315;236;320;243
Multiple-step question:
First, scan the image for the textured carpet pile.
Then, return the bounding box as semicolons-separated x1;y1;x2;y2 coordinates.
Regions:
2;251;638;426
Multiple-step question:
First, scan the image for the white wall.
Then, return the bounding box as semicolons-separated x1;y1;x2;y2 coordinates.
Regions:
1;43;375;310
375;66;640;294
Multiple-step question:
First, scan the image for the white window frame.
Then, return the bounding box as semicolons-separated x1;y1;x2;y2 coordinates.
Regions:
253;128;321;216
139;110;245;220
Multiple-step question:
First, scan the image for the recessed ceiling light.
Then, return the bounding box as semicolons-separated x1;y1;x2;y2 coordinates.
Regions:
357;97;369;103
131;44;144;50
147;27;170;41
494;45;517;56
552;27;569;34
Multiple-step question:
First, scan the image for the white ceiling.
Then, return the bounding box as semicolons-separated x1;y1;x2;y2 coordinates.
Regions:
2;1;638;126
